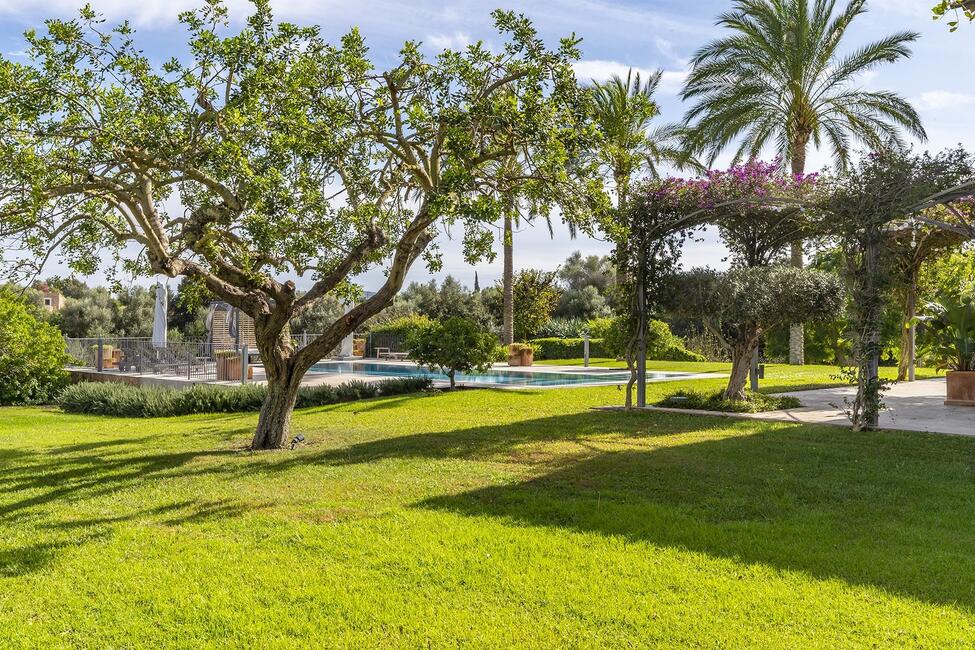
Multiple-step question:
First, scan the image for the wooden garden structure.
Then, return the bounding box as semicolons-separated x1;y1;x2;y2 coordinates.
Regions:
619;151;975;431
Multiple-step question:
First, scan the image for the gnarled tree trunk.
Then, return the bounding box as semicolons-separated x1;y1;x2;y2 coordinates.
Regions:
253;368;303;450
723;328;760;401
251;325;302;450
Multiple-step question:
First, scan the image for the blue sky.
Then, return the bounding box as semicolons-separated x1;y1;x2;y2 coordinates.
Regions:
2;0;972;291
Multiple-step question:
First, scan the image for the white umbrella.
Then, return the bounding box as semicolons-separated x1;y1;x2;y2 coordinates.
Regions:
152;282;168;348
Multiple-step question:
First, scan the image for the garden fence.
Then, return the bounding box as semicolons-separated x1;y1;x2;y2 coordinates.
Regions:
65;332;379;384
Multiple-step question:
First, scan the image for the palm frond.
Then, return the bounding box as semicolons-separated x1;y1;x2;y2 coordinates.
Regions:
681;0;923;174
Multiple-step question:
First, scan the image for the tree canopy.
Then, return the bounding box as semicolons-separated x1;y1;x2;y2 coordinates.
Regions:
681;0;925;175
0;1;604;448
664;266;843;399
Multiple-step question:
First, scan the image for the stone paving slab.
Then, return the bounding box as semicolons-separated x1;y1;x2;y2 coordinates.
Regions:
619;378;975;437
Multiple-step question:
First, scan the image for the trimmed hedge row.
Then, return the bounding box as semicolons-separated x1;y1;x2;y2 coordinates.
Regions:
530;337;612;360
529;337;705;362
58;377;433;418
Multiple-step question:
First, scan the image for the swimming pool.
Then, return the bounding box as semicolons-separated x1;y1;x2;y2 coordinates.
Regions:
306;361;690;387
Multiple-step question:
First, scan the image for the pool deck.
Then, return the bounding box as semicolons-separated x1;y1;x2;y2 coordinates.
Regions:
68;361;724;391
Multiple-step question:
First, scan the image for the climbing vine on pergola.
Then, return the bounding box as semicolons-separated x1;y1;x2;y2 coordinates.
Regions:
614;149;975;430
613;162;815;408
820;147;975;430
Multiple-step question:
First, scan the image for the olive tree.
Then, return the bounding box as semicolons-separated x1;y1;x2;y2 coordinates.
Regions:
0;2;601;449
664;266;843;400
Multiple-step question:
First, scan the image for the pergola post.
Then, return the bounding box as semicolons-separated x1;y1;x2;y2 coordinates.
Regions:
636;276;647;408
635;234;648;408
864;238;882;430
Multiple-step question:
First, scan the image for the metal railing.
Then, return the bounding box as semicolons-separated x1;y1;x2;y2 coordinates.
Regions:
64;332;376;383
65;337;255;383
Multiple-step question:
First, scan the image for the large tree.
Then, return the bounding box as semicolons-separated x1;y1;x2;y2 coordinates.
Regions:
681;0;926;365
665;266;843;400
0;2;600;449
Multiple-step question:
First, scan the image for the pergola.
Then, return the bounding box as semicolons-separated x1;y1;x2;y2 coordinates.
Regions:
625;175;975;429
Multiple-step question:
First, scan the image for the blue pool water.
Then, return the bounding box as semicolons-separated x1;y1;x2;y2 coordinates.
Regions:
306;361;688;387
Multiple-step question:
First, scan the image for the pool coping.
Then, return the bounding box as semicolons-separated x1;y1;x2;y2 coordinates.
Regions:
303;359;725;389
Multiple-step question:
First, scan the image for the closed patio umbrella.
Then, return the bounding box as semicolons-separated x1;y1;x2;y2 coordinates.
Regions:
152;282;168;348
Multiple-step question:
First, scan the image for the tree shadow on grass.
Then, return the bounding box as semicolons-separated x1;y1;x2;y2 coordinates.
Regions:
0;443;241;524
266;407;741;474
415;417;975;610
0;498;255;577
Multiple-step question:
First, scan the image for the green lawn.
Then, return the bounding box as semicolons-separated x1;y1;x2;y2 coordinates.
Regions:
537;358;941;393
2;374;973;647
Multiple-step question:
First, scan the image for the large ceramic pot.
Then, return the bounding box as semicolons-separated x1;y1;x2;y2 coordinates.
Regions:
945;371;975;407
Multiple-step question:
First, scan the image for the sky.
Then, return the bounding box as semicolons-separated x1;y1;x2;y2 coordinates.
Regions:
2;0;973;292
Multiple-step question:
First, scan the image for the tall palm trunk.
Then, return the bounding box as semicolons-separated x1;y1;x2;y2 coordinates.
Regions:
788;140;808;365
501;210;514;346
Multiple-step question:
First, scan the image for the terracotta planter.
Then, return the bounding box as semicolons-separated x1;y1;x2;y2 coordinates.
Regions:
507;344;533;367
945;370;975;407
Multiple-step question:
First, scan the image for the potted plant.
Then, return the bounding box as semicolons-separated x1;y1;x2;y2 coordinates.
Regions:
215;349;242;381
920;294;975;406
508;343;535;367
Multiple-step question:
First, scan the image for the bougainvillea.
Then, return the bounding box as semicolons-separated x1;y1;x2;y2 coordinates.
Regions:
612;159;820;406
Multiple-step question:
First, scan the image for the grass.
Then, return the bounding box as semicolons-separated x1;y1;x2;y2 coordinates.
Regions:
536;358;941;392
2;372;974;646
657;388;802;412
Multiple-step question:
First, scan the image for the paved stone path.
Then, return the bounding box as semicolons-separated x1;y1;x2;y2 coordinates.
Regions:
760;378;974;435
642;378;974;437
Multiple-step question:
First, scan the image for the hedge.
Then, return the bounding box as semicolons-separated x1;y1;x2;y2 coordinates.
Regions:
530;337;612;360
529;336;705;362
58;376;433;418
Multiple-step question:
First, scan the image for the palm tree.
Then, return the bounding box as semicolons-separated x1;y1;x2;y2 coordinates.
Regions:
681;0;927;364
494;155;561;346
592;69;697;209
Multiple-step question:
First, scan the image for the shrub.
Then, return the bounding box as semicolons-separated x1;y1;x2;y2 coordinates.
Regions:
536;318;588;338
0;290;70;404
368;314;433;338
530;322;704;363
584;316;616;340
657;389;801;413
492;345;509;363
530;337;611;360
407;317;497;388
58;376;432;417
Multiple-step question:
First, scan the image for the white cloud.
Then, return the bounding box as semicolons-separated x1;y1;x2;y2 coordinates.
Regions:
572;59;687;94
425;31;472;51
914;90;975;110
4;49;26;57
